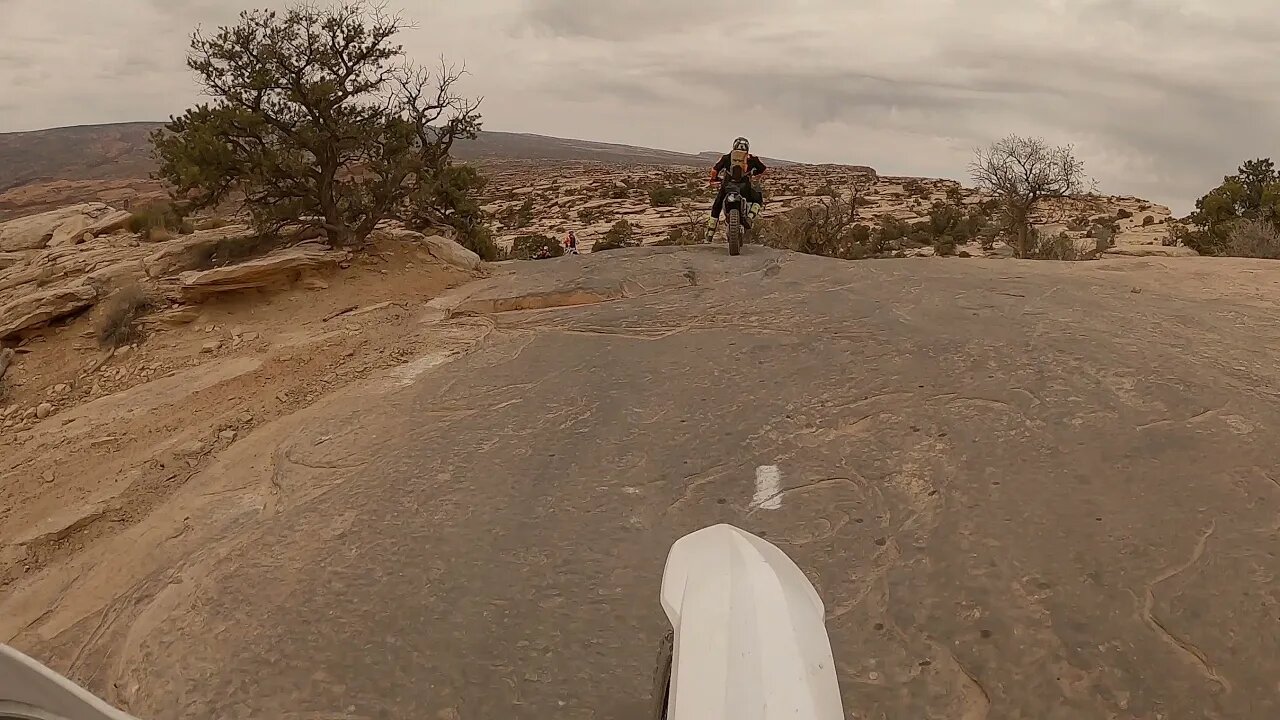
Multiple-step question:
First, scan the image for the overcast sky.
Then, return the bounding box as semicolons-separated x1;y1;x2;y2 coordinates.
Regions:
1;0;1276;213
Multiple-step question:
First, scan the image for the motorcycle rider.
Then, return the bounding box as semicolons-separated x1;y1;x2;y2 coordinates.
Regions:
705;137;767;240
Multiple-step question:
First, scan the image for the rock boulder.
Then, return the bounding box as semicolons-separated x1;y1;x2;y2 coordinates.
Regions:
177;244;348;301
0;203;131;252
143;224;257;278
0;284;98;338
376;228;483;272
1104;245;1200;258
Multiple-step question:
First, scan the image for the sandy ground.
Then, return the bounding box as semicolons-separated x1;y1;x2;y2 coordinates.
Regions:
4;246;1280;719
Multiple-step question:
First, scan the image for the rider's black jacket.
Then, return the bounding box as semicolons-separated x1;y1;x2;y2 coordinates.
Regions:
711;153;768;178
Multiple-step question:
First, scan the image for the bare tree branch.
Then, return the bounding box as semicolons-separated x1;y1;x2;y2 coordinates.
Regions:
970;134;1093;258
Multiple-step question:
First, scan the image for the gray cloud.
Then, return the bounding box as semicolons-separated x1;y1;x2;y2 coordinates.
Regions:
521;0;773;40
1;0;1276;213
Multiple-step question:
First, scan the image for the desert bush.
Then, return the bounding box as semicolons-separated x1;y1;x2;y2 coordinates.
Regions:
976;224;999;251
1029;231;1083;261
648;186;688;207
514;197;535;228
1142;215;1156;226
126;201;187;236
921;202;986;246
1178;227;1223;255
1224;218;1280;259
95;283;153;348
1086;222;1115;247
1117;208;1133;219
404;164;498;260
655;227;707;246
457;222;499;261
654;204;715;246
759;195;875;260
510;234;563;260
593;219;641;252
872;215;912;250
901;179;926;197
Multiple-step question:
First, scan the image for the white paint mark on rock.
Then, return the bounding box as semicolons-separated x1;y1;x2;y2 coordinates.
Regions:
382;350;458;389
752;465;782;510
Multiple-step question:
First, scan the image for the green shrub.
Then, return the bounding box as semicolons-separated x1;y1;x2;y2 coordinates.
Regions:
457;222;499;261
901;179;926;197
593;219;641;252
871;215;912;250
511;233;563;260
648;186;684;207
405;163;495;260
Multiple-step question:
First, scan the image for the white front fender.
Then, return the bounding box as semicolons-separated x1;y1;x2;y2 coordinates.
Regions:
659;524;844;720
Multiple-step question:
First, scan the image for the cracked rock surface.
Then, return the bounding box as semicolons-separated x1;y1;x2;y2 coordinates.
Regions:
10;246;1280;719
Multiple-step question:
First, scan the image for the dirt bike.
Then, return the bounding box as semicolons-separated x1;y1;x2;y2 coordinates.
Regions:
650;524;844;720
712;166;763;256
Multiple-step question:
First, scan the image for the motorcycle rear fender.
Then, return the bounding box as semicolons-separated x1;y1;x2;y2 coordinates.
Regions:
659;524;843;720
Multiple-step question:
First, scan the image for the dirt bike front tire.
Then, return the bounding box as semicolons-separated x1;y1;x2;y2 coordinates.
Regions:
727;209;742;256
